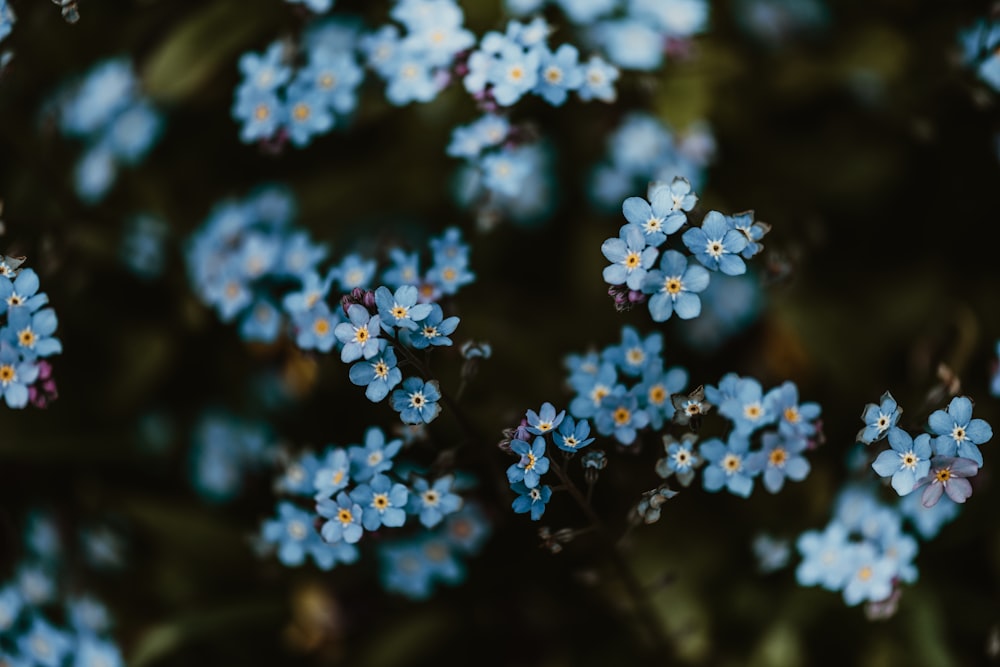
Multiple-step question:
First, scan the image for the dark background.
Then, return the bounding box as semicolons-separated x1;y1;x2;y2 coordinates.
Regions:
1;0;999;665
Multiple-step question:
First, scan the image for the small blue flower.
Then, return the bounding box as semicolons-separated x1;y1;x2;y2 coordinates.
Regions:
404;303;459;349
0;343;39;409
333;253;377;291
4;307;61;358
727;210;770;258
282;269;335;315
533;43;584;106
719;376;774;436
74;637;126;667
313;447;351;499
506;436;550;488
318;491;365;543
594;386;649;445
841;544;896;606
641;249;711;322
239;298;281;343
857;390;901;444
525;402;565;435
554;416;595;452
601;224;659;290
602;325;662;377
334;304;382;362
577;54;619;102
511;481;552;520
408;475;463;528
700;434;759;498
795;522;852;591
622;188;686;248
927;395;993;466
19;616;72;667
488;41;540;106
764;380;821;438
276;450;322;496
350;474;409;531
0;268;48;313
682;211;748;275
233;89;285;143
637;365;687;429
0;585;23;632
293;303;339;353
375;284;433;331
348;426;403;481
261;500;324;567
655;433;700;486
871;429;932;495
748;430;811;493
349;340;402;402
391;377;442;424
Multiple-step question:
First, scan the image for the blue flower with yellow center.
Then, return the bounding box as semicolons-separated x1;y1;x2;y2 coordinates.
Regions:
506;436;549;488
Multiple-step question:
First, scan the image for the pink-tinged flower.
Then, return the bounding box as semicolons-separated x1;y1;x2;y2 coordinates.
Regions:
913;457;979;507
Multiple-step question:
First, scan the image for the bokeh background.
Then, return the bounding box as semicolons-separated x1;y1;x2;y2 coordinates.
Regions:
1;0;1000;665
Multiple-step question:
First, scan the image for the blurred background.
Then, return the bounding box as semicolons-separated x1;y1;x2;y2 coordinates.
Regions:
1;0;1000;665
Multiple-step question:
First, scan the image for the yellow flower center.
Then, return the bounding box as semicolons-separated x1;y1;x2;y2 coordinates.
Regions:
613;407;631;426
590;385;609;405
313;318;330;335
292;103;310;122
935;468;952;483
768;448;787;467
722;453;741;473
254;104;270;121
665;278;682;294
508;65;524;81
373;360;389;379
422;325;438;338
951;426;966;442
354;326;369;343
544;66;562;83
391;305;408;320
373;494;389;510
337;508;353;525
409;392;426;408
442;267;457;282
17;328;35;347
857;566;873;581
784;406;800;423
624;252;641;268
319;73;336;89
744;404;762;420
524;452;537;470
0;365;15;383
422;489;440;506
649;385;666;405
901;452;917;469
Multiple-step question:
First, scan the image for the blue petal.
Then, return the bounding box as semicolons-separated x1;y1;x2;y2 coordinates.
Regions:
948;396;973;424
673;292;701;320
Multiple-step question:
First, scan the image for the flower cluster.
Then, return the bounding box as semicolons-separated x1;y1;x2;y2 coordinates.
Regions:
601;177;770;321
261;426;488;599
504;0;709;72
502;401;597;521
565;325;689;446
462;16;619;108
0;256;62;409
590;112;715;212
795;484;919;608
48;57;165;203
861;391;991;506
0;512;125;667
362;0;474;106
185;184;328;343
233;17;364;147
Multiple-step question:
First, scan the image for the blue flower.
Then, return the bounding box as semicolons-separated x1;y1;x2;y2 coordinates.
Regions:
382;248;422;288
577;54;619;102
871;429;932;495
841;544;896;606
282;270;335;315
592;18;665;71
488;41;540;106
0;343;39;408
348;426;403;481
764;380;821;438
350;474;409;531
375;284;433;331
18;616;72;667
276;450;322;496
602;325;662;377
748;430;811;493
239;299;281;343
506;436;550;488
391;377;442;424
525;402;565;435
293;303;340;353
700;434;759;498
317;491;365;544
261;500;325;567
403;303;459;349
0;268;48;313
622;188;686;248
408;475;463;528
857;390;901;444
334;304;381;362
349;340;402;402
554;416;595;452
719;376;774;436
568;362;619;419
637;365;687;429
655;433;700;486
0;585;23;632
682;211;749;275
511;481;552;520
594;386;649;445
4;307;61;358
641;249;711;321
727;210;770;258
237;42;292;95
533;44;584;105
384;53;440;105
378;540;436;599
927;395;992;466
601;224;659;290
313;447;351;499
795;522;852;591
233;89;285;143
